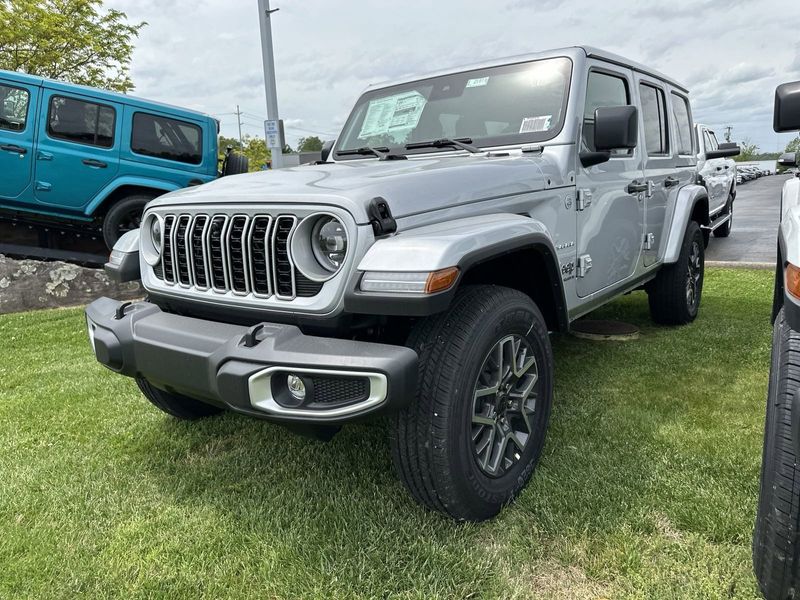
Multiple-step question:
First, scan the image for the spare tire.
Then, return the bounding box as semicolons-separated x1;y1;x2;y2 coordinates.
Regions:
222;151;249;176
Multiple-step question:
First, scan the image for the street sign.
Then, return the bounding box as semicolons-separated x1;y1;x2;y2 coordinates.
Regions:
264;119;284;149
266;132;281;148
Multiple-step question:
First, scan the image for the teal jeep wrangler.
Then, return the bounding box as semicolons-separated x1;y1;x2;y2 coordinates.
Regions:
0;69;247;248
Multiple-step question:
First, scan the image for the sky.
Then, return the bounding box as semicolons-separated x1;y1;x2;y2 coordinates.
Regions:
112;0;800;153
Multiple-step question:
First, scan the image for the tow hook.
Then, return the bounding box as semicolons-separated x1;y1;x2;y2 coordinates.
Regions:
243;323;265;348
114;301;132;320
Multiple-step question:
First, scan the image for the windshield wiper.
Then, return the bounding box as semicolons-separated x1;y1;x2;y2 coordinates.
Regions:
405;137;481;153
336;146;407;161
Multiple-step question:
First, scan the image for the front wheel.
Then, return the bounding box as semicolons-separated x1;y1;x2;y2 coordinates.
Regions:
753;309;800;599
102;194;154;249
390;285;554;521
647;220;704;325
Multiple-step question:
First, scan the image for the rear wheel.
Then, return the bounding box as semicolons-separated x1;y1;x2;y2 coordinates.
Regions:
647;220;704;325
136;377;223;420
753;309;800;599
102;194;154;249
390;285;554;521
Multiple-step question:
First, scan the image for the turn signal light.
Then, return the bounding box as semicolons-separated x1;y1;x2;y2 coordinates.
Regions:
787;263;800;300
425;267;460;294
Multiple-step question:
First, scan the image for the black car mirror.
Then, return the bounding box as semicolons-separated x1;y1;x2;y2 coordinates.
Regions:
706;143;741;159
774;81;800;132
778;152;798;168
580;105;638;168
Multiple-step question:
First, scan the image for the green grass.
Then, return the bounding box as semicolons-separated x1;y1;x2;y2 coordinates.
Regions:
0;268;773;599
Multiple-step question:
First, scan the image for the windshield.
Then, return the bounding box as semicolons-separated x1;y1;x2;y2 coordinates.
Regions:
336;56;572;158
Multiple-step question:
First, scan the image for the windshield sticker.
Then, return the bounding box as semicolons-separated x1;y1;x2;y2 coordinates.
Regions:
466;77;489;88
358;91;427;139
519;115;552;133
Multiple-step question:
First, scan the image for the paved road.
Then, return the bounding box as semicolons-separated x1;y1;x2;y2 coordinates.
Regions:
705;174;789;264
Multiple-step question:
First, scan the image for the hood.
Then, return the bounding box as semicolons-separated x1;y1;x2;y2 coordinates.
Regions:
149;154;551;224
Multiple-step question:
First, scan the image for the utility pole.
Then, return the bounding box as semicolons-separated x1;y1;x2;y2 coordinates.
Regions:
257;0;283;169
724;126;733;142
235;105;244;150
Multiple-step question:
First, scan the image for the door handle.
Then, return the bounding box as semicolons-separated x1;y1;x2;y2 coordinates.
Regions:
0;144;27;155
82;159;107;169
37;151;54;161
626;180;648;194
664;176;681;188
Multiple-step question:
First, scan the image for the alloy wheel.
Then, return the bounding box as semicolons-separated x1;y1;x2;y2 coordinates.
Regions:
471;334;540;477
686;240;702;310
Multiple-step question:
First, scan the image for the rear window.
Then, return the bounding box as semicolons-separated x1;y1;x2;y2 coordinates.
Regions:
48;96;115;148
131;113;203;165
639;84;669;156
671;93;693;155
0;84;30;132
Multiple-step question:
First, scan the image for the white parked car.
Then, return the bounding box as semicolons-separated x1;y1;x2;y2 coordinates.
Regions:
695;124;739;237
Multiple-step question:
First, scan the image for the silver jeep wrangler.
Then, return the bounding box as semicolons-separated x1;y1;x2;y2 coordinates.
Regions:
88;46;711;521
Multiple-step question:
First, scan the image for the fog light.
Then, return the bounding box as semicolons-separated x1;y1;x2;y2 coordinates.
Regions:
287;374;306;401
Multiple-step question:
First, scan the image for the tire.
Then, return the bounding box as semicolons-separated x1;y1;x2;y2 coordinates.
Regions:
714;193;733;238
647;220;704;325
222;151;249;176
390;285;554;521
136;377;223;420
753;309;800;600
102;194;154;249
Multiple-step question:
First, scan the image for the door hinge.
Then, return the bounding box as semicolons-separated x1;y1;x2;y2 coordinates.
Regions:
646;180;655;198
577;254;593;278
644;232;655;250
576;189;592;211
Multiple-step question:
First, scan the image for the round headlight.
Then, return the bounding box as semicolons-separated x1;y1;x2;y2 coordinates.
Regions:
311;216;347;273
141;212;164;266
150;218;162;253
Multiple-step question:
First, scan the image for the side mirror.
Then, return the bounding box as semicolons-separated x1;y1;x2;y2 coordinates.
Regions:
779;152;798;167
775;81;800;132
320;139;335;162
580;105;638;167
706;142;740;159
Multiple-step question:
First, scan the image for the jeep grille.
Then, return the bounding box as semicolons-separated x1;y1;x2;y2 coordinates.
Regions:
152;212;323;300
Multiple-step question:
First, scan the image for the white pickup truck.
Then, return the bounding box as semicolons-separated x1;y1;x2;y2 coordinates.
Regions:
695;123;739;238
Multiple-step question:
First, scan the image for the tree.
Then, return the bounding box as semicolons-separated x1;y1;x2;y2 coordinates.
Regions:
734;138;760;162
785;136;800;154
297;136;323;152
218;134;270;172
0;0;145;93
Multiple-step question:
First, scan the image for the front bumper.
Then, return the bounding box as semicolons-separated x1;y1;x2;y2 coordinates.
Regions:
85;297;418;423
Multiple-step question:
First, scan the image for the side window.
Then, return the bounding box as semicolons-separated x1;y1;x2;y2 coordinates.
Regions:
639;83;669;156
583;70;631;155
703;131;712;152
48;96;115;148
671;93;693;155
0;84;30;132
131;112;203;165
707;130;720;151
